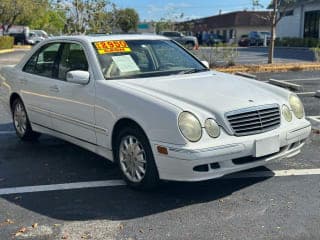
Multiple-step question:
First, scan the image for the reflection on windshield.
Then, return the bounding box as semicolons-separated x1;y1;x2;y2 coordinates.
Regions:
93;40;208;80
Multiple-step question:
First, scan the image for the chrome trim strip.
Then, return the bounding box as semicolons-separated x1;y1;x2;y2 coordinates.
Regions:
29;105;109;135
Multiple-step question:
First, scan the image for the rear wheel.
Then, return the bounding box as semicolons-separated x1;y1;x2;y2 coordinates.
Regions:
115;126;159;190
185;42;195;50
12;98;40;141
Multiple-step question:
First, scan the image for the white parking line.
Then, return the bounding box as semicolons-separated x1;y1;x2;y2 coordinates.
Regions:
282;77;320;82
0;131;15;135
0;180;126;196
1;168;320;195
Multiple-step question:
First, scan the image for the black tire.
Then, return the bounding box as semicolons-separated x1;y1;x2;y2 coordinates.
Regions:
114;126;159;190
185;42;195;50
12;98;41;141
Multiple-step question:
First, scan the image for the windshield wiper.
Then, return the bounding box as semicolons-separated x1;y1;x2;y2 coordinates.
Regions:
178;68;209;75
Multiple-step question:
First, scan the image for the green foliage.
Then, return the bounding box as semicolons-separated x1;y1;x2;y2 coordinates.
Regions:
0;36;14;49
154;19;173;34
275;37;320;47
115;8;139;33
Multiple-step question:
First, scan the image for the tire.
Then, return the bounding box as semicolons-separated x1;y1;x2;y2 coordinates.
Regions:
114;126;159;190
12;98;40;141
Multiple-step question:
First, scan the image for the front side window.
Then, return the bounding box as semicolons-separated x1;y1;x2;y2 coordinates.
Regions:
23;43;61;78
94;40;207;80
58;43;88;80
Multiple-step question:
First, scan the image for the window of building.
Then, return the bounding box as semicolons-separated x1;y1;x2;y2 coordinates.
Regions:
304;10;320;39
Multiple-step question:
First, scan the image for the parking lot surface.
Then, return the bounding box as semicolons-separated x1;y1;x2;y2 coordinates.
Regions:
0;51;319;240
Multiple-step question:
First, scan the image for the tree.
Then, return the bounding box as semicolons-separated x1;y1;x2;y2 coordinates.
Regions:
0;0;44;33
115;8;139;33
55;0;115;34
267;0;295;63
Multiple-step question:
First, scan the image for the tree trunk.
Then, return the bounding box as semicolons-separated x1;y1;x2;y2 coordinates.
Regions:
268;0;278;64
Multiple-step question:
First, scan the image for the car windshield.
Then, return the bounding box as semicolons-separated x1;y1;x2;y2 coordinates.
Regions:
93;39;208;80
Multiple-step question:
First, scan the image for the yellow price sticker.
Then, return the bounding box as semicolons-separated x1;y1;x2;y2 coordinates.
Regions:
94;40;131;54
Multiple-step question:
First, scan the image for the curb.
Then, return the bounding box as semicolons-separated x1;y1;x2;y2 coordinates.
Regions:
0;49;14;54
316;90;320;98
215;63;320;73
308;116;320;134
269;79;303;91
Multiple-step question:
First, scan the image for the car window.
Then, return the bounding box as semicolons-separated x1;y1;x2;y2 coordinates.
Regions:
23;43;61;78
94;40;207;80
58;43;89;80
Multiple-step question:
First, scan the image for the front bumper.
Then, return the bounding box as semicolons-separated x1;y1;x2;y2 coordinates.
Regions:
151;121;311;182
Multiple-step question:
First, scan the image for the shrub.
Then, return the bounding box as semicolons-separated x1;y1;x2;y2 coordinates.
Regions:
275;37;320;48
0;36;14;50
193;45;239;67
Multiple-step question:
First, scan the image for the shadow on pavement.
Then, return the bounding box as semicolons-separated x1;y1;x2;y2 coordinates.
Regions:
2;166;273;221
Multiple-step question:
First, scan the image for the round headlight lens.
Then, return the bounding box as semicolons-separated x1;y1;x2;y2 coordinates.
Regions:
204;119;220;138
282;104;292;122
178;112;202;142
289;94;304;119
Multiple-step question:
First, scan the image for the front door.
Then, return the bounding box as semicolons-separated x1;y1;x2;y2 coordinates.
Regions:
49;42;96;144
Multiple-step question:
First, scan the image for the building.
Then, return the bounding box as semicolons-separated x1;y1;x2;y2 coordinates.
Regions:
277;0;320;39
177;11;272;42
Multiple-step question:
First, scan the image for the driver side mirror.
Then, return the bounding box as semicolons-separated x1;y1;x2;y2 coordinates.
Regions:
66;70;90;85
201;60;210;69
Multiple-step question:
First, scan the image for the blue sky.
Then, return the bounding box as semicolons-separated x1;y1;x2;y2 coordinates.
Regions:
112;0;271;21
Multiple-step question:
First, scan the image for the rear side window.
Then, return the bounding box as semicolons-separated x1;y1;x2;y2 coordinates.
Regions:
23;43;61;78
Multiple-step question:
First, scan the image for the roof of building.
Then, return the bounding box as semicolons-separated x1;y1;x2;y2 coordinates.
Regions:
182;11;272;29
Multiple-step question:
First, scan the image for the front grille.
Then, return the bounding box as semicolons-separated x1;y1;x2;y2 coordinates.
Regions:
226;104;281;136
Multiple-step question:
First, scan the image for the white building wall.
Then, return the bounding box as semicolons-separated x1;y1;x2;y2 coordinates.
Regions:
277;2;320;38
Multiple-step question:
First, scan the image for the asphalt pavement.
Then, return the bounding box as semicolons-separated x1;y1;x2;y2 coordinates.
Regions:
0;50;319;240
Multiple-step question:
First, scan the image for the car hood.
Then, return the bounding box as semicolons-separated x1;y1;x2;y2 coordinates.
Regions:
114;71;287;125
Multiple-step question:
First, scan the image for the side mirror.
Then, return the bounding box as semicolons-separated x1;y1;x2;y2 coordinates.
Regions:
66;70;90;85
201;60;210;69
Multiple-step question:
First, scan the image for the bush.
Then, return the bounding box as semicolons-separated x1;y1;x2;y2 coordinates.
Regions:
0;36;14;50
313;48;320;62
193;45;238;67
275;37;320;48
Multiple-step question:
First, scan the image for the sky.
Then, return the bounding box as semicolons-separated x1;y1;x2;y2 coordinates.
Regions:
112;0;271;21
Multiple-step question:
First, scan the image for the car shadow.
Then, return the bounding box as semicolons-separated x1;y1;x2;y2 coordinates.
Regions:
0;133;274;221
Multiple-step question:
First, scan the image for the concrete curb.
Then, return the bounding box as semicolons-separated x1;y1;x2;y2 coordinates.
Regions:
0;49;14;54
215;63;320;73
269;79;303;91
308;116;320;134
316;90;320;98
235;72;256;79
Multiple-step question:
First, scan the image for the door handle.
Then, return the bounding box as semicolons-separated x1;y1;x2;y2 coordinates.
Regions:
49;85;59;93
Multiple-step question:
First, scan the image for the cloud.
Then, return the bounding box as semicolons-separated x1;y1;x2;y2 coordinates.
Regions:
146;2;193;20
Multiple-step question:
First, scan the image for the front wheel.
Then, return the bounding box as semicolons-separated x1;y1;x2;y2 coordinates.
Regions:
115;126;159;190
12;98;40;141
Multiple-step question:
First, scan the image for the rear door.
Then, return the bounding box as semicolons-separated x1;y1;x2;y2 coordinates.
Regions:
21;42;62;128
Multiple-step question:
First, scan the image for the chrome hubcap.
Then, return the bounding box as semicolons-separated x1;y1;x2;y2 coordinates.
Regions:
119;135;147;183
13;102;27;136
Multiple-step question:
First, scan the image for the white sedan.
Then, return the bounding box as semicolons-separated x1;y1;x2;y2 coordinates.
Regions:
0;35;311;189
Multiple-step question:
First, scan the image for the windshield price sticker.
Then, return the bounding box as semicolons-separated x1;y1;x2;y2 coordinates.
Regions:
95;40;131;54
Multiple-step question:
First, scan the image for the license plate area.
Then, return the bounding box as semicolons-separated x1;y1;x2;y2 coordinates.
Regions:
254;135;280;157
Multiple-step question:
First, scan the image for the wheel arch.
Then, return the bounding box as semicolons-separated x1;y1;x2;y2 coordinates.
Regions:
9;92;22;112
111;118;151;156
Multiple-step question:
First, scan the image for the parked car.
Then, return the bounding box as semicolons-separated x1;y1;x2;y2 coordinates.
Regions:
238;34;250;47
0;35;311;190
160;31;199;50
207;33;224;46
27;30;49;45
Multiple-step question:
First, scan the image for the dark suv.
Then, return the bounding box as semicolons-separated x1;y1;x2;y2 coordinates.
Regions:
160;31;199;50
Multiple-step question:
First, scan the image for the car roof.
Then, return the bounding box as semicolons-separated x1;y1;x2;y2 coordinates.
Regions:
47;34;169;43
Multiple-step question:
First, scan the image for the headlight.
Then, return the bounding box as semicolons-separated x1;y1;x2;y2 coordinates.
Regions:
289;94;304;119
282;105;292;122
178;112;202;142
204;119;220;138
